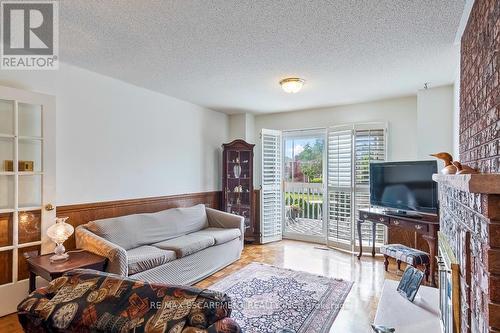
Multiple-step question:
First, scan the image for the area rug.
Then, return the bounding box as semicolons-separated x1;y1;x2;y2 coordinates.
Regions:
209;263;353;333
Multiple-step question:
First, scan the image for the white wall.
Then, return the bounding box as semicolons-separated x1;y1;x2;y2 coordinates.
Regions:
253;96;418;186
416;85;454;160
228;114;247;141
0;63;229;205
228;113;256;144
245;113;256;144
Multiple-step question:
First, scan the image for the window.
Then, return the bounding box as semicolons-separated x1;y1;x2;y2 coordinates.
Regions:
327;123;387;251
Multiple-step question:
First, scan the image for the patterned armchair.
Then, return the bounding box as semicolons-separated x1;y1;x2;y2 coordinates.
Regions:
17;269;241;333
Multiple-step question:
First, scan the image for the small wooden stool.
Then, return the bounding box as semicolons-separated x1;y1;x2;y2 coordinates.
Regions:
380;244;430;281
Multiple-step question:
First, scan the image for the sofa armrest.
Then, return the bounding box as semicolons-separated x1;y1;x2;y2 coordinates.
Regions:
75;225;128;276
206;207;245;241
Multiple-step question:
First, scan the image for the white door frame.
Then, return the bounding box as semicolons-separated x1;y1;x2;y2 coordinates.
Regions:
0;85;56;316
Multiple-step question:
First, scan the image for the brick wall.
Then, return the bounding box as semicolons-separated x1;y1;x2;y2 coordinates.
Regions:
438;1;500;332
459;0;499;173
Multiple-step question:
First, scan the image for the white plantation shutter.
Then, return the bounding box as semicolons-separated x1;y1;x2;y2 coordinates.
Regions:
327;129;353;248
327;124;387;251
260;129;283;244
354;129;386;185
328;130;352;188
354;128;386;246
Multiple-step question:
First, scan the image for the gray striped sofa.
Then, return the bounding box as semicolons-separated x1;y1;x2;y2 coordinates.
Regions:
76;204;244;285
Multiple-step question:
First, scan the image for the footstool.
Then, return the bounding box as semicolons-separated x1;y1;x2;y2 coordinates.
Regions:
380;244;430;281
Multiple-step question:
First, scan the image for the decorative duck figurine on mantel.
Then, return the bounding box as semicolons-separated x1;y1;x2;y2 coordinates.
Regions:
430;152;457;174
452;161;478;174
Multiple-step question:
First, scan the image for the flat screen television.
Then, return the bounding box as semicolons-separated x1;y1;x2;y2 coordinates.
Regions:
370;160;438;214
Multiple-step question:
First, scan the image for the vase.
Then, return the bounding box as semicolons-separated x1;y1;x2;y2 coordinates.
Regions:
233;164;242;178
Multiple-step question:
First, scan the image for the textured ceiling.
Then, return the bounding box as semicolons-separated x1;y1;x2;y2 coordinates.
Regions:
59;0;465;114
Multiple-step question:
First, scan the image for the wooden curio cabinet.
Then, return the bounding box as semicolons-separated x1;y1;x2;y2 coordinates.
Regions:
222;140;256;242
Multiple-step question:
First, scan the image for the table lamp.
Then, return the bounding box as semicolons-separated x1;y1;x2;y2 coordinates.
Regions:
46;217;74;262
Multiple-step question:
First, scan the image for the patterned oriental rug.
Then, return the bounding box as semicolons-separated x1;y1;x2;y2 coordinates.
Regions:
209;263;353;333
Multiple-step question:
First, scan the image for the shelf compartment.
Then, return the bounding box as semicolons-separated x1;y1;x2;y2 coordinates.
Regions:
0;249;13;285
18;244;40;281
0;100;14;136
0;137;14;172
18;174;42;208
18;103;42;138
18;209;41;245
0;175;14;210
0;212;13;247
18;138;42;172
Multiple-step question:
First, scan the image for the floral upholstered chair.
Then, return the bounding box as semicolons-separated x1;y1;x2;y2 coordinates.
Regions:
17;269;241;333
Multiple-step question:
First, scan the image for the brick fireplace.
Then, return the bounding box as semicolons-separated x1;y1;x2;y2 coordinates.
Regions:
434;175;499;332
434;0;500;332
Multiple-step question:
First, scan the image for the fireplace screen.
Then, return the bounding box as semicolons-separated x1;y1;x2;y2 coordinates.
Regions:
438;232;460;333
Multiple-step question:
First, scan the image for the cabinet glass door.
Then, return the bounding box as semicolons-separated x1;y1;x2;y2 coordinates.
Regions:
225;150;251;227
0;86;55;316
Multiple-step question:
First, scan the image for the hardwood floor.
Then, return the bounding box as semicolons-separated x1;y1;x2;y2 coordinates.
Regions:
0;239;403;333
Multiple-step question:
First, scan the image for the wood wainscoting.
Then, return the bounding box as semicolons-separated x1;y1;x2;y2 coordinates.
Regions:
57;191;222;251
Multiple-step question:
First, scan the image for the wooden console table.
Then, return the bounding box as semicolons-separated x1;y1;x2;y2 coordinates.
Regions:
357;207;439;286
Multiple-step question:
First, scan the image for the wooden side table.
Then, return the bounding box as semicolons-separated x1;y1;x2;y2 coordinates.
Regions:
26;250;107;293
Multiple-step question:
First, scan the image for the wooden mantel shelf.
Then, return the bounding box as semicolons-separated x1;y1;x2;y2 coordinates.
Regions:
432;173;500;194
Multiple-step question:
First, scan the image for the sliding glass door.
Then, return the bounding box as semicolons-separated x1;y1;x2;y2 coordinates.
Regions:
282;129;326;243
260;123;387;250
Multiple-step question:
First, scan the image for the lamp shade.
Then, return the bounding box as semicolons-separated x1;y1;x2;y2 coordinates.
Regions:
47;217;73;244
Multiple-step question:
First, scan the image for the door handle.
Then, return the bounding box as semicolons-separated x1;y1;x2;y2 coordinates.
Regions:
44;204;55;211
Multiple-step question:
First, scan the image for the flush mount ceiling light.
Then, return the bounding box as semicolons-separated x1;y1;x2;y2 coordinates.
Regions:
279;77;305;93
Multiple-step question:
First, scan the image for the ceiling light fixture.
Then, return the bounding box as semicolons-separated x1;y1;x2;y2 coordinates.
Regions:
280;77;305;94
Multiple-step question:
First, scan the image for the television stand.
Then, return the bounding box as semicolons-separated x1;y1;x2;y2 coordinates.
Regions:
357;207;439;287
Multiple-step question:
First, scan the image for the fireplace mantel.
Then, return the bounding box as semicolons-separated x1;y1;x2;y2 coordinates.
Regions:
433;174;500;194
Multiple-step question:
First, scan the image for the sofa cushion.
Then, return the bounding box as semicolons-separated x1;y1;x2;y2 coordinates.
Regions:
189;227;241;245
153;234;215;258
86;204;208;250
127;246;177;275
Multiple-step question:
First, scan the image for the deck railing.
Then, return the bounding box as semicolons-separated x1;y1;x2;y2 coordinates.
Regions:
284;182;324;221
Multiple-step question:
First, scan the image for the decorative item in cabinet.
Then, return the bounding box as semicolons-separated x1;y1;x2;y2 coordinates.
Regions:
222;139;256;242
4;160;34;172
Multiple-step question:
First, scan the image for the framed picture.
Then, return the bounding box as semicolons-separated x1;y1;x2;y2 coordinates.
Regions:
397;266;424;302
